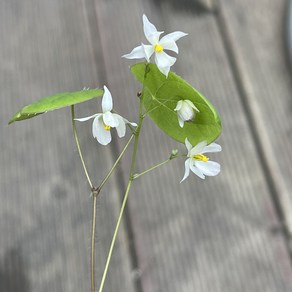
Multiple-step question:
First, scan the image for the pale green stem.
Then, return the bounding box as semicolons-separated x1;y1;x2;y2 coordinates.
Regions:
71;105;93;189
133;155;183;180
91;191;98;292
98;101;144;292
98;179;133;292
133;158;171;180
98;134;134;191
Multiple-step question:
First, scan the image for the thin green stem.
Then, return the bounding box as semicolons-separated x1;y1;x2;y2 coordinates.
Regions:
98;100;144;292
98;134;134;191
71;105;93;189
91;191;98;292
133;158;171;180
133;154;183;179
98;179;133;292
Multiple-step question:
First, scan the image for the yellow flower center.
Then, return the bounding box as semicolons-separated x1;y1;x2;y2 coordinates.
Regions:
103;123;111;131
154;44;163;53
193;154;209;162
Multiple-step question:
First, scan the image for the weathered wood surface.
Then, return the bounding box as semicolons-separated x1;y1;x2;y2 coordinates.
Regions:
1;0;292;291
219;0;292;234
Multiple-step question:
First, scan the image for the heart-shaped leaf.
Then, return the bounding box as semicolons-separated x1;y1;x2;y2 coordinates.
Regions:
131;63;221;145
9;89;103;124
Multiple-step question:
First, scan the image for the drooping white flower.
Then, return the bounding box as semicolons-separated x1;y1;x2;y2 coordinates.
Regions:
75;86;137;146
174;100;199;128
181;138;221;182
122;14;188;77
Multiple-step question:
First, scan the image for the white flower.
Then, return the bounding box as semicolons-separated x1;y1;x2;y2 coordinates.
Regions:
174;100;199;127
122;14;188;77
181;138;221;182
75;86;137;146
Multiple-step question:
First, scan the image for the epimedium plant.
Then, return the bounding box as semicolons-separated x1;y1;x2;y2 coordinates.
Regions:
9;14;222;292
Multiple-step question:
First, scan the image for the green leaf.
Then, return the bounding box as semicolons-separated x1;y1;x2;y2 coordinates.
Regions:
9;89;103;124
131;63;221;145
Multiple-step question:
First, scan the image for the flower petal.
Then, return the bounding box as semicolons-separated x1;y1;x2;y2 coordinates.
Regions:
202;143;222;153
178;116;184;128
142;44;154;62
190;141;208;156
160;31;188;43
185;100;199;112
155;51;176;68
115;116;126;138
143;14;163;44
190;161;205;179
122;45;146;59
174;100;183;111
93;116;112;145
180;158;191;183
159;40;178;53
75;113;100;122
185;138;192;152
102;86;113;112
103;111;119;127
195;161;220;177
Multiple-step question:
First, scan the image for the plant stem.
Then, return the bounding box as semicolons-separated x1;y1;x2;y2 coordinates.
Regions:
98;102;144;292
133;154;182;180
133;158;171;180
98;179;133;292
98;134;134;191
71;105;93;189
91;190;98;292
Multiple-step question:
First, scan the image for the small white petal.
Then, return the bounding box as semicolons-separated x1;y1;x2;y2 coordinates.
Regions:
158;65;171;77
102;86;113;112
155;51;176;68
185;138;192;152
93;116;112;145
155;51;176;76
122;45;146;59
174;100;183;111
159;40;178;53
202;143;222;153
122;117;137;127
143;14;163;44
160;31;188;43
180;158;191;183
190;141;208;156
195;161;220;176
185;100;199;112
111;114;126;136
190;162;205;179
115;119;126;138
75;113;100;122
178;117;184;128
142;44;154;62
103;111;119;127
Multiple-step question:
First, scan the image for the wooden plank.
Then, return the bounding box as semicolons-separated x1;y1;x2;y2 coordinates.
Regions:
0;1;135;291
94;0;292;291
219;0;292;233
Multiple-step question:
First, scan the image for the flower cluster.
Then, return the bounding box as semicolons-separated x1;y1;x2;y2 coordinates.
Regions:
77;15;221;182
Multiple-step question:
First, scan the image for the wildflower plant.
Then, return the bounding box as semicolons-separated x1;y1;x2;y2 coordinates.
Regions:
9;14;222;292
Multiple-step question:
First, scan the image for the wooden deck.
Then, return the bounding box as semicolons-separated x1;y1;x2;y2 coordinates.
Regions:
1;0;292;291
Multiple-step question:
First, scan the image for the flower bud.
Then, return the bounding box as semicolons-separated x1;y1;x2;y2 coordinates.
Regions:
174;100;199;128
